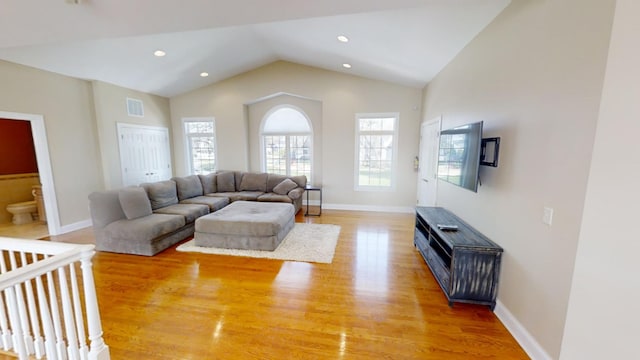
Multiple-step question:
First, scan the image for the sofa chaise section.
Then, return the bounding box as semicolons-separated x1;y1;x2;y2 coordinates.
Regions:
89;188;194;256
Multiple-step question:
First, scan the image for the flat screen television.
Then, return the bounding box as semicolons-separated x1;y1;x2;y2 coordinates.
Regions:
437;121;483;192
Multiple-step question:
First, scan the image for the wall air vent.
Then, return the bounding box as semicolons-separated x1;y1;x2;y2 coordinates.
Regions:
126;98;144;117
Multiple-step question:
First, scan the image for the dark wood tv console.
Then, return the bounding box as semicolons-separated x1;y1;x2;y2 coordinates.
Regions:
414;207;503;310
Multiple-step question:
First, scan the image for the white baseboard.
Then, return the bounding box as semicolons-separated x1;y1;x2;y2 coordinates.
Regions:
320;203;414;213
494;300;552;360
57;219;92;235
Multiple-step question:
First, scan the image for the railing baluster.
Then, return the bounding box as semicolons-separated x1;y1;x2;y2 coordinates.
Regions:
0;252;12;351
4;286;27;358
58;266;81;360
22;252;44;358
9;251;34;356
35;271;58;360
47;267;67;360
69;263;89;360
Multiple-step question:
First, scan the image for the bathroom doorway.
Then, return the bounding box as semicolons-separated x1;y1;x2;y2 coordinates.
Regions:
0;111;60;238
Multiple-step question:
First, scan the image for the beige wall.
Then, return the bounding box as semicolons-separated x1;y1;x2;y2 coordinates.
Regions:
421;0;615;358
246;94;323;185
0;60;103;226
92;81;172;189
560;0;640;358
171;61;422;209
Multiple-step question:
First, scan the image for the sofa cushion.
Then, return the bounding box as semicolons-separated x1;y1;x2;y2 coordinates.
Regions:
239;172;268;192
104;214;185;243
272;178;298;195
141;180;179;210
181;196;229;212
198;173;217;194
257;193;293;204
118;187;153;220
216;171;236;192
209;191;264;202
154;203;209;223
89;190;126;229
172;175;203;200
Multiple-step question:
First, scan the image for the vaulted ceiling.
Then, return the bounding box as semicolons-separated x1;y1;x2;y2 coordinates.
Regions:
0;0;510;97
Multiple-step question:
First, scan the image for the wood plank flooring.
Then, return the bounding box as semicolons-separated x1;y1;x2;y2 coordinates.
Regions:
48;209;527;359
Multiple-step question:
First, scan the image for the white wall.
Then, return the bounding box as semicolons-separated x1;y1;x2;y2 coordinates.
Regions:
560;0;640;358
0;60;103;227
421;0;615;358
171;61;422;210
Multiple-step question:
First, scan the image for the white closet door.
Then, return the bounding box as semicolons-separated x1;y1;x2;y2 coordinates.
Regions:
417;117;441;206
117;123;172;186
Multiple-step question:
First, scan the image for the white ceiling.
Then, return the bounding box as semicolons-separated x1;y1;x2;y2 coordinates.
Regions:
0;0;510;97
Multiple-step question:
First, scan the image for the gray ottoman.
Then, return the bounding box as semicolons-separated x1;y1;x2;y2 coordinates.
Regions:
194;201;295;251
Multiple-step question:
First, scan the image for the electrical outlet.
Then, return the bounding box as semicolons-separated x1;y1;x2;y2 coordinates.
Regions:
543;207;554;225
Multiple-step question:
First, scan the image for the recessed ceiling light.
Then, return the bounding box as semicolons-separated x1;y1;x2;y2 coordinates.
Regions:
342;63;352;69
337;35;349;43
200;72;209;77
153;50;166;57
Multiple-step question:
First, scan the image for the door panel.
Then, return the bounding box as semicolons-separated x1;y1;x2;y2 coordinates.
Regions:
417;117;441;206
118;123;171;186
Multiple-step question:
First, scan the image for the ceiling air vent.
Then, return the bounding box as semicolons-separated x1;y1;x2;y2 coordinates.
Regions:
126;98;144;117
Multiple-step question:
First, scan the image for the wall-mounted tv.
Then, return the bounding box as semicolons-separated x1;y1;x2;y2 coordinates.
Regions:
437;121;483;192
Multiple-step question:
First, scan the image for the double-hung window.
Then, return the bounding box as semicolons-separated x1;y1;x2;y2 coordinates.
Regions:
183;118;217;175
355;113;398;190
261;107;312;181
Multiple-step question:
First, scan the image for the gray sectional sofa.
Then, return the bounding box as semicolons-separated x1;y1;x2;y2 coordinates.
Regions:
88;171;307;256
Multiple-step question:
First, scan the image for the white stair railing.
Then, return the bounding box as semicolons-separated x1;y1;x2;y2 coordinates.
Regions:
0;237;110;360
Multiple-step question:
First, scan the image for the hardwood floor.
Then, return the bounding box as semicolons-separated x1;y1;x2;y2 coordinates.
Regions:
51;209;527;359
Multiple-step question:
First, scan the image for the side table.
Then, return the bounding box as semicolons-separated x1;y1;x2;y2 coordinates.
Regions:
304;185;322;216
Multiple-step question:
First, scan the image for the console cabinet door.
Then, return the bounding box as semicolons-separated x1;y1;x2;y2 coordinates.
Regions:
450;249;500;302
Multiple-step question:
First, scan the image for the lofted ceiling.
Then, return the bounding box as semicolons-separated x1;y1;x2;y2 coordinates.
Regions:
0;0;510;97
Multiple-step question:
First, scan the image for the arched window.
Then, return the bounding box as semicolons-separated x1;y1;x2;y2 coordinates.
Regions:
261;106;312;181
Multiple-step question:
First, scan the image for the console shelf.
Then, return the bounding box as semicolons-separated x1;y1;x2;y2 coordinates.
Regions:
414;207;503;310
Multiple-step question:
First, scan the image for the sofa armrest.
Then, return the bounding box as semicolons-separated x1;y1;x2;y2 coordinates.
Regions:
288;187;304;200
89;190;126;229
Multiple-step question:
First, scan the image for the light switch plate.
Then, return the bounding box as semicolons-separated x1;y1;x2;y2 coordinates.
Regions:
543;207;554;225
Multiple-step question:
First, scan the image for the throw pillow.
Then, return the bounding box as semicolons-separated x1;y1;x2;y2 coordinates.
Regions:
267;174;287;192
118;187;152;220
273;178;298;195
216;171;236;192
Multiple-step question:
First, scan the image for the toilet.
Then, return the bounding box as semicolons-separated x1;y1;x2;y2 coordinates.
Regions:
6;200;37;225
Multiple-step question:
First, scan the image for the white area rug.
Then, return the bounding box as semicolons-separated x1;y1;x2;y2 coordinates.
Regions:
176;223;341;264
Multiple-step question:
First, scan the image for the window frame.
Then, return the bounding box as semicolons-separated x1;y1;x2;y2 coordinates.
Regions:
354;112;399;192
182;117;217;175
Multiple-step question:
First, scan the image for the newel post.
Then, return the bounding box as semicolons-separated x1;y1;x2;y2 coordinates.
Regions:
79;249;110;360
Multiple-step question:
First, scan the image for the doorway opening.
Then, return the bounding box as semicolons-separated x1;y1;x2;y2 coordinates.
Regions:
0;111;60;237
